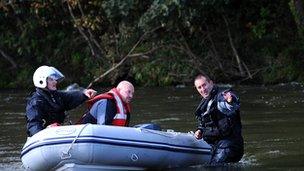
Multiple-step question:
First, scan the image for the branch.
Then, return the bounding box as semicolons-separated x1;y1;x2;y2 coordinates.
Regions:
223;15;245;76
0;48;17;69
86;48;155;89
86;26;163;88
242;61;252;79
169;44;205;75
0;2;9;12
173;30;204;72
127;25;163;57
127;45;164;58
294;0;304;30
204;24;226;74
67;1;103;60
76;1;104;55
239;67;267;82
87;56;128;88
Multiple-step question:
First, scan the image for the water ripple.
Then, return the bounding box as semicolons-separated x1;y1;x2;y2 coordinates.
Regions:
239;154;259;166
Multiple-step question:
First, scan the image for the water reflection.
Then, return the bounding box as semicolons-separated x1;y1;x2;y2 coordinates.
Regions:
0;83;304;170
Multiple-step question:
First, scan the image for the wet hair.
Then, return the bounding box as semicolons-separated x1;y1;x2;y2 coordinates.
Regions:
194;74;211;82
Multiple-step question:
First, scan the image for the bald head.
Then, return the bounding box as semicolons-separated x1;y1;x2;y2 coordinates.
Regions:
116;81;134;103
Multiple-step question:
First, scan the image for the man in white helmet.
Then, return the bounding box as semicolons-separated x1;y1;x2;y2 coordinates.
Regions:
25;65;97;136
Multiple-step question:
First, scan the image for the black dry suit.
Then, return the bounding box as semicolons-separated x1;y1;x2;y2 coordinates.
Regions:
195;86;244;164
25;88;88;137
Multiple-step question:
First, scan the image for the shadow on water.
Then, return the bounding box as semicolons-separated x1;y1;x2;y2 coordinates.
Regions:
1;83;304;170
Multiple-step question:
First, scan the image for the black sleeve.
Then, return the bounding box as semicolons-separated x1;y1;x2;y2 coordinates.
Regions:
58;90;88;110
25;98;45;136
104;99;117;125
196;115;205;131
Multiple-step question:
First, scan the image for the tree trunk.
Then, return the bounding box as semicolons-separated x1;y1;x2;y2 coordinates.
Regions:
223;16;245;77
0;48;17;69
292;0;304;36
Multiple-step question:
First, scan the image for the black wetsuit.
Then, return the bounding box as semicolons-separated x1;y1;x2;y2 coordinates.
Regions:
25;88;88;136
195;86;244;164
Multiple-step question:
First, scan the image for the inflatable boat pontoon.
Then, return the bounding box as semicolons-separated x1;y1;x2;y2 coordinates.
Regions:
21;124;212;170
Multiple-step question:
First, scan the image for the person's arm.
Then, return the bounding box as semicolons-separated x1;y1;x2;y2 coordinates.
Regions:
194;102;205;139
90;99;116;125
217;90;240;116
58;90;88;110
198;116;220;142
90;99;107;125
216;90;240;138
195;112;220;142
194;115;206;139
195;115;203;130
25;99;44;136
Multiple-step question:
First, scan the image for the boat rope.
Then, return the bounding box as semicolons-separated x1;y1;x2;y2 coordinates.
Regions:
61;124;89;159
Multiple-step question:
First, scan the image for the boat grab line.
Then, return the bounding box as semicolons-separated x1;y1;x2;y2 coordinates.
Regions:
61;124;89;160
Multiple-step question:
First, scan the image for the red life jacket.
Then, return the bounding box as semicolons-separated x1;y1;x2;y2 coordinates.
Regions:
86;88;130;126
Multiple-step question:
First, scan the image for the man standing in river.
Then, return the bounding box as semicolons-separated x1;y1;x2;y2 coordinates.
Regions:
193;74;244;164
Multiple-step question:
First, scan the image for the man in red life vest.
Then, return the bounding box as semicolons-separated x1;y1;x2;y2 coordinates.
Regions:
80;81;134;126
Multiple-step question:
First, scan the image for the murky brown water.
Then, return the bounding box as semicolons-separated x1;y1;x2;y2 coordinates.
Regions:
1;83;304;170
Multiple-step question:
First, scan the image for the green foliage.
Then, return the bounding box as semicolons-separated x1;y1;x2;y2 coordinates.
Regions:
102;0;135;18
251;13;267;38
289;0;304;38
0;0;303;88
131;50;194;86
262;45;304;84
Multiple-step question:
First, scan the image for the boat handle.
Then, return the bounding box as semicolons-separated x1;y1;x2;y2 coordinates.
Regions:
61;124;89;159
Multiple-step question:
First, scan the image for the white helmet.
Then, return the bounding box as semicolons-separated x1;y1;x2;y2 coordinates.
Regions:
33;65;65;88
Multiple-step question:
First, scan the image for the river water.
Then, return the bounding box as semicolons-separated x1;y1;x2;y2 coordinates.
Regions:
0;83;304;170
